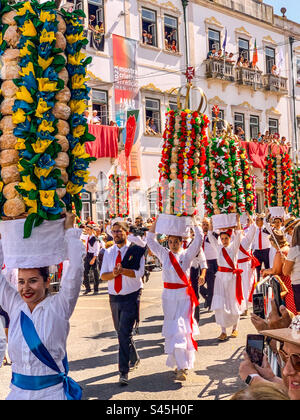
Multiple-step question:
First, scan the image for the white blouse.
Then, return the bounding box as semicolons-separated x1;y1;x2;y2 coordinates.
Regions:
208;230;242;268
146;226;203;300
0;228;85;400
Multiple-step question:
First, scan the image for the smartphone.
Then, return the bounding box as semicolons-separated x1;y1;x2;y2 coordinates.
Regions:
270;277;283;316
246;334;265;367
252;293;265;319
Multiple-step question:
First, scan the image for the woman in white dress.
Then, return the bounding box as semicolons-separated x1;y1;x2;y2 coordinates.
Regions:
237;215;258;315
208;215;243;341
146;217;202;381
0;212;85;400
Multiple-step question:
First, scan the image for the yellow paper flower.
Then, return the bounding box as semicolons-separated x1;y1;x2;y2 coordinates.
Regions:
23;197;37;215
19;40;35;58
37;120;55;133
21;20;37;37
40;29;55;44
35;98;52;118
69;100;86;115
32;139;52;154
66;181;82;195
34;167;53;179
16;86;34;104
0;181;3;192
38;56;54;71
15;138;27;150
40;10;55;22
37;78;58;92
74;170;89;183
17;1;36;16
68;52;86;66
73;125;86;138
20;62;35;77
66;32;85;44
40;190;55;208
71;143;90;159
19;175;37;192
12;109;26;125
71;74;87;90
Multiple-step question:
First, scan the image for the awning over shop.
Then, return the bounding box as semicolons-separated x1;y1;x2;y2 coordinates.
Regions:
241;141;289;169
85;125;119;159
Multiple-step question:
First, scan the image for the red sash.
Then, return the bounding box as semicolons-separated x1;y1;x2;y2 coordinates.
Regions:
168;251;199;351
238;245;260;269
164;282;187;289
218;247;244;305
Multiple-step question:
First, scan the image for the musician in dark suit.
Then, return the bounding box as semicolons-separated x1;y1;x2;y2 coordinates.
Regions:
100;221;146;386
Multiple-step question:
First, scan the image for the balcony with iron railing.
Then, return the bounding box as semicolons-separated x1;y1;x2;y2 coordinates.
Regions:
204;58;289;96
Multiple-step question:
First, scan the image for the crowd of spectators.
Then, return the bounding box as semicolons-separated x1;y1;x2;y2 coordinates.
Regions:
234;126;291;147
207;48;281;76
145;117;159;135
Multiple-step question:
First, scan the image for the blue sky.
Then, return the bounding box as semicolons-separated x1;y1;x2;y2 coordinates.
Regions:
264;0;300;24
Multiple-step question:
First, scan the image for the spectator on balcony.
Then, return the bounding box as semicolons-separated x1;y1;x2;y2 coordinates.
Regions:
170;39;178;53
145;118;157;135
92;110;101;125
226;52;234;63
243;58;250;68
84;110;92;125
236;56;244;67
142;30;149;44
215;49;223;59
235;126;245;140
207;47;216;59
149;118;158;134
271;64;279;76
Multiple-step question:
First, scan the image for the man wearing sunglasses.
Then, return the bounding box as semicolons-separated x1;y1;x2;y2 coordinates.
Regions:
238;315;300;400
100;221;146;386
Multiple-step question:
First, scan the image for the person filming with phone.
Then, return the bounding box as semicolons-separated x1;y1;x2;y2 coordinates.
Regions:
237;314;300;400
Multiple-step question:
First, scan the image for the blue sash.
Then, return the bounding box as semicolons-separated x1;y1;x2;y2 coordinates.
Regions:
11;311;82;400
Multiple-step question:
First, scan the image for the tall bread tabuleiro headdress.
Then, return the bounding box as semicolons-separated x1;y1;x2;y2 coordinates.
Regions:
157;83;209;236
0;0;95;269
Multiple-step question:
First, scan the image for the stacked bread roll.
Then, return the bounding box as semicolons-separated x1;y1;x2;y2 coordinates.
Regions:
0;1;94;237
0;10;24;217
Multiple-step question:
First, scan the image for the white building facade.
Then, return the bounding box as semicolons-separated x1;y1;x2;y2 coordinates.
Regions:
61;0;300;222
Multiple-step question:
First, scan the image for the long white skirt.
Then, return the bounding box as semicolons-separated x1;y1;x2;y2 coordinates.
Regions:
211;271;241;329
162;295;199;370
6;382;66;400
240;261;256;310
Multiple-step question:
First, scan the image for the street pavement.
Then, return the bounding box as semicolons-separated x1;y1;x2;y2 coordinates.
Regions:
0;270;257;400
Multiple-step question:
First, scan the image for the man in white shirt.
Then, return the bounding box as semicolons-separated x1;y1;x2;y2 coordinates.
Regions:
100;221;145;386
201;218;219;310
83;225;100;295
252;215;271;280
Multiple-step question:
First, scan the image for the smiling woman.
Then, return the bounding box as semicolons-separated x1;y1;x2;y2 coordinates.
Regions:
0;212;86;400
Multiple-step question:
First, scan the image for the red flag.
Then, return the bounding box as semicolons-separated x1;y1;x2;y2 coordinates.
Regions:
125;115;137;158
252;39;258;67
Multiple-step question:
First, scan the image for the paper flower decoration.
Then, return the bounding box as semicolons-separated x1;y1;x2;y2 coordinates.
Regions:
108;174;129;219
158;107;209;216
264;151;292;210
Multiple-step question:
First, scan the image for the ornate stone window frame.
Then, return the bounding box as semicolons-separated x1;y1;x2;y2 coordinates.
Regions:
137;0;182;54
231;101;262;139
204;16;225;52
235;26;252;59
266;106;281;133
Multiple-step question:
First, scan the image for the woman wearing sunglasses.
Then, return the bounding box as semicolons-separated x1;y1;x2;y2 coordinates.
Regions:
238;316;300;400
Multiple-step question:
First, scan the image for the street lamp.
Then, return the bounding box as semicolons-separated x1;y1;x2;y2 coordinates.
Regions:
181;1;191;107
181;0;189;71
